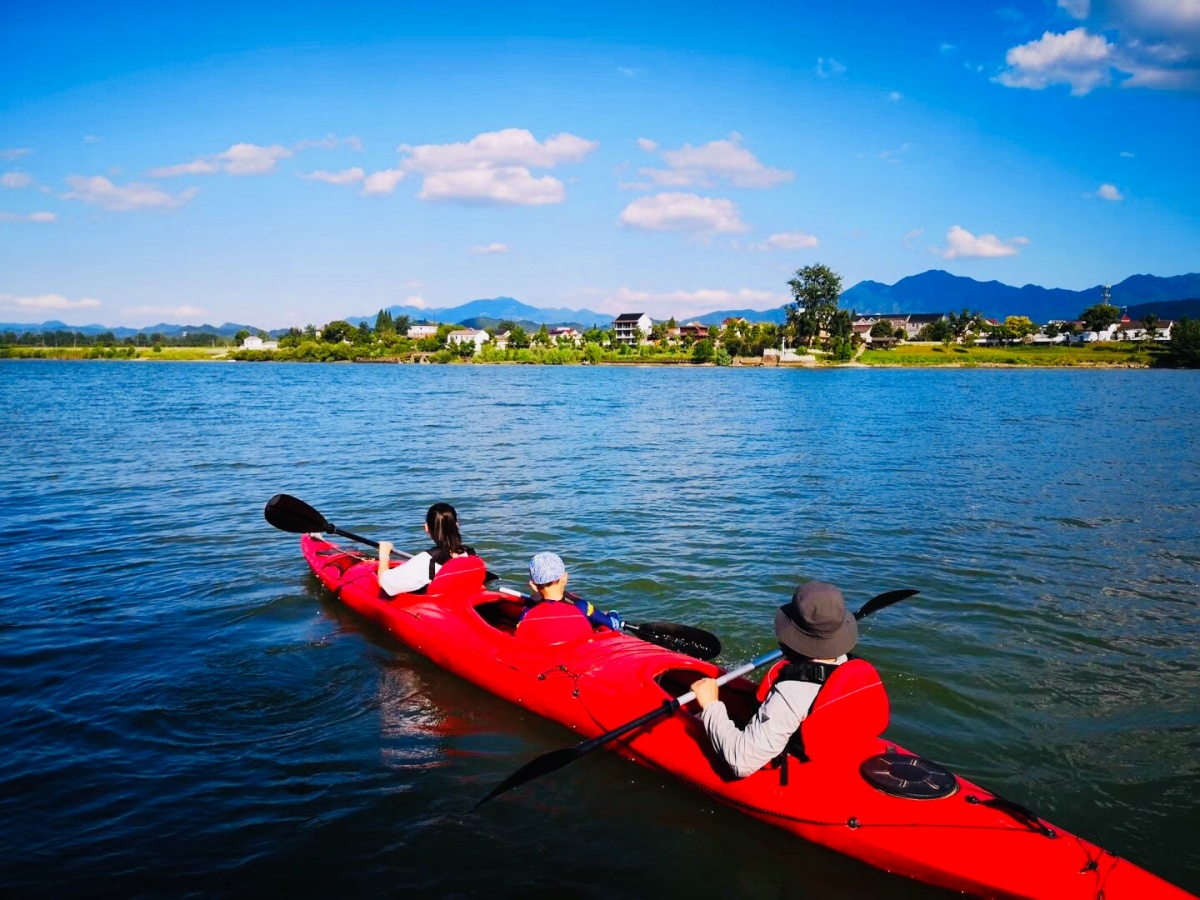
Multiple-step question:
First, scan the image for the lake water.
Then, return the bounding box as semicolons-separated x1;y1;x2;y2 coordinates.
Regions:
2;360;1198;897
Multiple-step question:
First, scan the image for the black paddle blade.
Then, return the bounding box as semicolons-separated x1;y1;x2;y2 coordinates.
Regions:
264;493;331;534
854;588;919;621
625;621;721;661
470;746;584;812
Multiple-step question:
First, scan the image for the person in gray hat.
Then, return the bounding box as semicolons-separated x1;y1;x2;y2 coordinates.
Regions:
521;551;623;631
690;580;862;778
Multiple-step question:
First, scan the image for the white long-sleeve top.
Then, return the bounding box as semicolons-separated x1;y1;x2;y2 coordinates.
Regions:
699;654;848;778
378;552;435;596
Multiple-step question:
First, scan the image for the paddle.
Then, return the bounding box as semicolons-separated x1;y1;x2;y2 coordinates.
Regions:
264;493;497;583
496;588;722;661
469;587;918;812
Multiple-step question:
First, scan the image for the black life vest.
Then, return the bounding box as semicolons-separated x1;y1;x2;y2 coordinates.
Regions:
759;659;846;761
427;545;476;580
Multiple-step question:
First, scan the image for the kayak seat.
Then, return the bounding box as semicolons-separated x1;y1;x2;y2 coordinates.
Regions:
515;601;594;644
424;555;487;598
799;659;889;762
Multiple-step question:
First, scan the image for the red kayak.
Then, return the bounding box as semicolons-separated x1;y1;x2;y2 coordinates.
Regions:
299;534;1194;900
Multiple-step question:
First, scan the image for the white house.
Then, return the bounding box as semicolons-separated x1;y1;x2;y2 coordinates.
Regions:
447;328;489;353
407;324;439;340
549;327;582;346
240;335;278;350
613;313;652;344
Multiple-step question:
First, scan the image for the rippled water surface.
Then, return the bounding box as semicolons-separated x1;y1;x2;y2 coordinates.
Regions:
2;360;1198;897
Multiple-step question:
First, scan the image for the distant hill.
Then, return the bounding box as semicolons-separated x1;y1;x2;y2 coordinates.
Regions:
841;270;1200;321
352;297;613;329
1124;298;1200;321
690;306;789;326
7;274;1198;337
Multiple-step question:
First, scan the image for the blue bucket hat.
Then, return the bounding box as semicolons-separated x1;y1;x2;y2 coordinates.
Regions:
529;551;566;586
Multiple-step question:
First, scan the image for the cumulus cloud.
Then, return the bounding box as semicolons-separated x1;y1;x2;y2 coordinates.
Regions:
635;133;793;189
0;292;102;312
394;128;597;205
940;225;1029;258
362;169;406;196
64;176;197;211
419;167;564;205
997;27;1114;94
637;137;659;152
0;148;33;161
754;231;819;250
1097;182;1124;199
404;295;430;309
998;3;1200;94
300;167;365;186
599;286;789;319
150;142;294;178
470;243;509;254
0;211;56;222
619;193;748;234
2;172;33;189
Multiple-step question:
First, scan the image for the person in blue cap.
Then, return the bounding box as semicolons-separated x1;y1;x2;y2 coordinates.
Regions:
523;551;623;631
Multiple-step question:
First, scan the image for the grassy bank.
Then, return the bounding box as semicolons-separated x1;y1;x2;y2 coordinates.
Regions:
857;342;1165;367
1;346;228;361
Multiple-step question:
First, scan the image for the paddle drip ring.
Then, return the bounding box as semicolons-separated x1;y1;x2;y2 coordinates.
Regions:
860;751;959;800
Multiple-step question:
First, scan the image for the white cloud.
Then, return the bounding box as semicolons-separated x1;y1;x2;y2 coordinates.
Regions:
400;129;597;172
903;227;925;249
1097;182;1125;200
395;128;597;206
0;292;101;311
997;28;1114;95
1059;0;1091;19
637;138;659;152
418;167;565;205
888;90;904;101
636;133;792;189
940;225;1029;258
470;243;510;254
150;142;294;178
755;231;819;250
0;148;33;161
63;175;197;211
2;172;33;189
404;295;429;309
998;4;1200;94
618;192;748;233
0;210;56;222
300;167;365;186
617;66;636;77
362;168;406;195
816;57;848;78
599;286;789;319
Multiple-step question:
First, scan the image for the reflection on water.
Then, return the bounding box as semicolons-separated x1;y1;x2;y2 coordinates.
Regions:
1;360;1197;896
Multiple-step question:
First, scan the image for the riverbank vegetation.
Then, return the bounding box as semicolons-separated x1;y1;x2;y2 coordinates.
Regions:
6;264;1199;368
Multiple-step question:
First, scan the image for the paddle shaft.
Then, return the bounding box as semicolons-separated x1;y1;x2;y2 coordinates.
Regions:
581;647;785;751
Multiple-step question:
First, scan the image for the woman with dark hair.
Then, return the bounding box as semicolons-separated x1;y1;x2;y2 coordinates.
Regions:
376;503;476;596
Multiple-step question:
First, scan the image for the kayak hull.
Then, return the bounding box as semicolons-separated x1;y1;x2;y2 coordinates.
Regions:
300;535;1193;900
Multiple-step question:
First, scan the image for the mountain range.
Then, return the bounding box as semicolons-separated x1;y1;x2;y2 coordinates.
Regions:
5;271;1198;338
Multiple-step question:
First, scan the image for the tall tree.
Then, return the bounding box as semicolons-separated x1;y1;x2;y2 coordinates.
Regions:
786;263;843;348
1141;313;1160;342
1080;303;1120;334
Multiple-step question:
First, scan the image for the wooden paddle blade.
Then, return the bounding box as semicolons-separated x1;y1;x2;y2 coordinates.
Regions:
470;746;584;812
626;621;721;660
264;494;331;534
854;588;919;621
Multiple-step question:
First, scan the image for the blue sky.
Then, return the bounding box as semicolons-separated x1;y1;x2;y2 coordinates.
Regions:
2;0;1197;328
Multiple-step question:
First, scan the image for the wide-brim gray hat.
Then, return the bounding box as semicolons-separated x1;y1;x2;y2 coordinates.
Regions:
774;580;858;659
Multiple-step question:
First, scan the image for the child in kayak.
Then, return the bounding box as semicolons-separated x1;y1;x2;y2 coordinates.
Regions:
691;581;867;777
376;502;476;596
524;551;622;631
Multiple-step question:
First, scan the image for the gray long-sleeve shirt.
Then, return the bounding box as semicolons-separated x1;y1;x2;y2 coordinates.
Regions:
699;655;848;778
